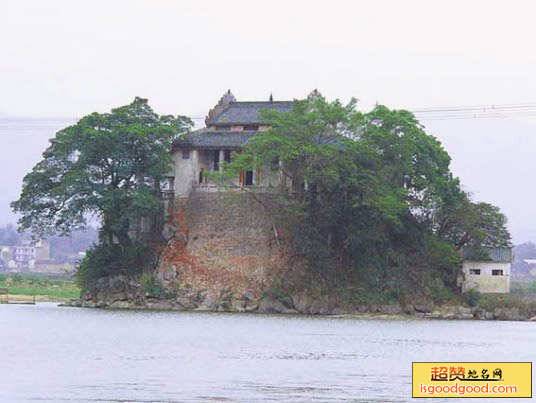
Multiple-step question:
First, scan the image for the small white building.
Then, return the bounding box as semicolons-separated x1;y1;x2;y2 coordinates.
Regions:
461;247;512;293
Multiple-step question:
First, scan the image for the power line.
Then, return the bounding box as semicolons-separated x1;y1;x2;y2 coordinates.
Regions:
412;102;536;112
2;101;536;133
410;102;536;121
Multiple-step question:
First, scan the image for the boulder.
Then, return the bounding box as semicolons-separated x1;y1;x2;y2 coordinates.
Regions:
230;297;246;313
454;306;473;319
430;306;454;319
244;302;259;312
308;297;331;315
413;303;433;314
107;292;127;303
176;296;197;310
308;299;325;315
257;297;287;313
357;305;370;313
401;304;414;315
380;304;403;314
69;299;83;307
472;308;489;320
82;300;96;308
368;305;382;313
429;305;473;319
292;294;312;314
109;300;133;309
95;300;107;308
146;299;175;310
493;308;525;321
331;306;349;315
197;290;219;310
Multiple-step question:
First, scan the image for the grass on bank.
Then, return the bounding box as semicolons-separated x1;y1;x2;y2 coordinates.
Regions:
0;273;80;301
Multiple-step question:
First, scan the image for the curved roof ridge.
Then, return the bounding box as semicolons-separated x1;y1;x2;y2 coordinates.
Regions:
207;100;294;126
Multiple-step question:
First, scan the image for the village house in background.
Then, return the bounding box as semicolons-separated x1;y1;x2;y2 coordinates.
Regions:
461;247;513;293
0;238;82;274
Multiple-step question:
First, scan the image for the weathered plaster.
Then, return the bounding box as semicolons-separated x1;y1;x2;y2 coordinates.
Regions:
462;261;511;293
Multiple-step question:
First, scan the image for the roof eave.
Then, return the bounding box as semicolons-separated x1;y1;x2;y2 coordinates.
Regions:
172;144;244;151
207;121;269;126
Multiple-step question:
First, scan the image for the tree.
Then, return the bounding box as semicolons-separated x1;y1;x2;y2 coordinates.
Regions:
221;93;511;296
12;98;192;286
12;97;191;246
436;197;511;250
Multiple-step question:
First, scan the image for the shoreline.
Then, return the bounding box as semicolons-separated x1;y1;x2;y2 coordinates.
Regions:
59;298;536;322
2;293;72;303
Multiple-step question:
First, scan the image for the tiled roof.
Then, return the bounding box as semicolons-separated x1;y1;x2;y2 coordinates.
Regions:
462;247;513;263
173;129;258;149
207;101;293;125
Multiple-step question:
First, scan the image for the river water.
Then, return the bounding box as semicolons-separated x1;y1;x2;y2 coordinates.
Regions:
0;303;534;402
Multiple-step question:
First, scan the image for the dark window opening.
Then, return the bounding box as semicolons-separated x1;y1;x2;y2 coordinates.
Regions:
469;269;481;275
492;269;504;276
182;150;190;159
213;150;220;171
224;150;232;163
245;170;253;186
199;168;204;184
243;124;259;131
215;125;231;131
269;156;279;170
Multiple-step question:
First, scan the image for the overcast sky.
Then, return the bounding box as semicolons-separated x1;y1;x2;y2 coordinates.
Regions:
1;0;536;242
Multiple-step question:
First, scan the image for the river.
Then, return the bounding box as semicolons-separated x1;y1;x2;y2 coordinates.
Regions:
0;303;534;402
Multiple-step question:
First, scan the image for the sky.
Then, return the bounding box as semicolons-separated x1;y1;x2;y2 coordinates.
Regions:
1;0;536;242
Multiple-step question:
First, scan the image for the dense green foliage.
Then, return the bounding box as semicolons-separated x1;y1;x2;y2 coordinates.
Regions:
76;243;156;289
223;93;511;299
13;98;192;290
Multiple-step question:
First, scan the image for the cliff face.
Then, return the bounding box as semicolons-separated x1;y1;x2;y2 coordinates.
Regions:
71;191;536;320
157;189;286;310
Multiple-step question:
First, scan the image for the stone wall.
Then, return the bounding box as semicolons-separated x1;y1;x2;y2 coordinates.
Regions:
158;189;283;308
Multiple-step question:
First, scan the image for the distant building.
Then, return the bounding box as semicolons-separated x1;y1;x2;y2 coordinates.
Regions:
0;246;12;267
461;247;512;293
0;239;79;274
13;239;50;270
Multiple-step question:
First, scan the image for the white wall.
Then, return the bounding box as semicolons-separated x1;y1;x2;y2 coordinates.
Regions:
173;149;199;197
462;261;511;293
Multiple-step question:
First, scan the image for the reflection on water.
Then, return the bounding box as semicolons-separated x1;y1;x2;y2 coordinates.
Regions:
0;303;534;402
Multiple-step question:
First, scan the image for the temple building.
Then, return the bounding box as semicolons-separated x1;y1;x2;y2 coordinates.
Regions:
170;91;294;198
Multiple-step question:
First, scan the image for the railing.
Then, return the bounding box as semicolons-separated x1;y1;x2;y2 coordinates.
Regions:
192;184;278;194
160;189;175;200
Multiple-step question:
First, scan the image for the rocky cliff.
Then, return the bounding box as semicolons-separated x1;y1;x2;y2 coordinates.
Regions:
70;189;536;321
156;189;288;311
